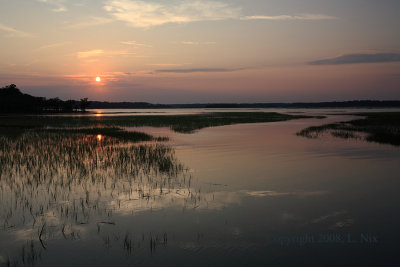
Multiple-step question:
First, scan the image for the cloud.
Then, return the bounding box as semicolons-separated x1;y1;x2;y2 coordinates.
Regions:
38;42;70;50
149;63;183;67
37;0;67;12
103;1;337;29
65;17;113;29
309;53;400;65
120;41;152;47
64;71;134;80
182;41;216;45
156;68;241;73
77;50;105;58
241;14;337;21
0;23;32;38
77;49;136;58
104;0;241;28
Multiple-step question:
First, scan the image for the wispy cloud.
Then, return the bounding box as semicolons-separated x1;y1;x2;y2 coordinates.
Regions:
77;49;136;59
77;50;104;58
103;1;337;28
64;72;136;82
65;17;113;29
241;14;338;21
309;53;400;65
38;42;70;50
104;0;241;28
37;0;67;12
149;63;183;67
120;41;152;47
182;41;216;45
0;23;32;38
156;68;241;73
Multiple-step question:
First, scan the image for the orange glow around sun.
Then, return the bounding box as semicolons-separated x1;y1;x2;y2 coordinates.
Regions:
95;76;101;82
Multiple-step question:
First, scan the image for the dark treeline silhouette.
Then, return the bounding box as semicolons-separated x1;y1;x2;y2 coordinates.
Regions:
0;84;89;113
204;101;400;109
2;84;400;113
90;100;400;109
90;101;167;109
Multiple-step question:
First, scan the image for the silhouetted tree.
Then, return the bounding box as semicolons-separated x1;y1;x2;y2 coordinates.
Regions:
80;98;89;112
0;84;44;113
46;97;64;112
62;100;76;112
0;84;92;114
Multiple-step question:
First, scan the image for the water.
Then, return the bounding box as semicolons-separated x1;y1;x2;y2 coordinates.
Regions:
1;109;399;266
42;107;400;117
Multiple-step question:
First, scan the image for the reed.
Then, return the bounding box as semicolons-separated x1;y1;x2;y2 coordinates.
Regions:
297;112;400;146
0;112;314;134
0;130;202;265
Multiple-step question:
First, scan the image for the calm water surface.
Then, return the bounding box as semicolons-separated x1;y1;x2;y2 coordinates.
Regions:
48;107;400;116
1;110;399;266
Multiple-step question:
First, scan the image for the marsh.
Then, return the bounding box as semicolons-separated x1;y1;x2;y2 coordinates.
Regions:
0;109;399;266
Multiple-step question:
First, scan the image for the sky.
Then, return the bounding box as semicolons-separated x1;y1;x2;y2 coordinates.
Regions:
0;0;399;103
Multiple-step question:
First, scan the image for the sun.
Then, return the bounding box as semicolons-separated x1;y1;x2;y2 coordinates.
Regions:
95;76;101;82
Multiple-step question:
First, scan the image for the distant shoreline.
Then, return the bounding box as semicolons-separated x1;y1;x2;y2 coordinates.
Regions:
88;101;400;109
2;84;400;113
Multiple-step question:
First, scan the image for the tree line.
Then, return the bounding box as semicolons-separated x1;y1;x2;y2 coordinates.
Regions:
0;84;89;113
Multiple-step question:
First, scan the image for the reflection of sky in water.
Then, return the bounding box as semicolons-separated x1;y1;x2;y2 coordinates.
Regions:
1;110;400;266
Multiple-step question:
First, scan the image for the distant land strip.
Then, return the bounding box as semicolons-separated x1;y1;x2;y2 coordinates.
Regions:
2;84;400;114
89;101;400;109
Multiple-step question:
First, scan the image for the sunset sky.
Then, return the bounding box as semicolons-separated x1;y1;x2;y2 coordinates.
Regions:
1;0;399;103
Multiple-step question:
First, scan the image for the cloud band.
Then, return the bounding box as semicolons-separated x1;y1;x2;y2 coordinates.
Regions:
310;53;400;65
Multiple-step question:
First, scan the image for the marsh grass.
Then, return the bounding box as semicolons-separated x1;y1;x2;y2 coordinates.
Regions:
41;127;168;142
0;126;26;138
0;112;315;134
0;131;200;265
296;123;340;139
297;112;400;146
330;130;361;139
0;132;186;223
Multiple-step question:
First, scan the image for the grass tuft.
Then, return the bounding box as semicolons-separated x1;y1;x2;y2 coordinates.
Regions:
297;112;400;146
